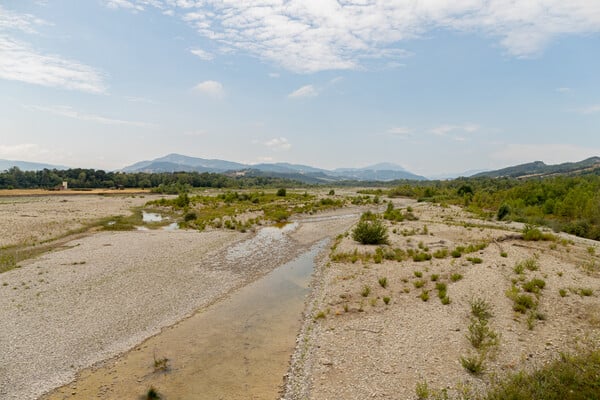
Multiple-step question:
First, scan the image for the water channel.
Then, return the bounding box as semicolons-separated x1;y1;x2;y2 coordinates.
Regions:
47;240;325;400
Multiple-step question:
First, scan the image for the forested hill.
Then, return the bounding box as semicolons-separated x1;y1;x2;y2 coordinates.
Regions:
473;157;600;178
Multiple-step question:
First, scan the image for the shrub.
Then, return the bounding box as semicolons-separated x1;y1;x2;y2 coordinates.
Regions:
467;257;483;264
328;189;335;195
352;218;389;245
184;211;197;222
361;285;371;297
413;252;432;262
470;298;493;320
414;279;426;288
433;248;449;259
497;203;510;221
580;288;593;297
419;291;430;301
415;381;430;400
514;294;535;313
559;288;567;297
450;273;463;282
523;278;546;294
147;386;161;400
276;188;287;196
383;296;391;305
430;274;439;281
500;251;508;258
523;224;555;241
467;319;499;349
461;355;484;375
414;271;423;278
378;277;388;288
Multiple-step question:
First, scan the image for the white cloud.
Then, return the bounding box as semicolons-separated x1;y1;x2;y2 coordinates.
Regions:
556;87;571;93
125;96;157;104
0;143;41;158
431;123;480;136
193;80;224;98
288;84;318;99
491;143;600;165
256;156;273;162
28;105;155;128
578;104;600;114
104;0;144;12
190;48;214;61
104;1;600;73
264;137;291;151
0;6;106;93
387;127;412;137
268;72;280;78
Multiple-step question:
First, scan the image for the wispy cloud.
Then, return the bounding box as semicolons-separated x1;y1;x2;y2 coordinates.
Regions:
0;143;43;158
28;105;155;128
387;127;412;137
125;96;157;104
264;137;291;151
104;1;600;72
578;104;600;114
0;6;106;93
193;80;224;98
431;123;480;137
104;0;144;12
556;87;571;93
190;48;214;61
288;84;318;99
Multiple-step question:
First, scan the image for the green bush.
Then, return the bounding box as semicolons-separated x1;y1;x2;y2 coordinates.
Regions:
352;218;389;245
497;203;510;220
276;188;287;196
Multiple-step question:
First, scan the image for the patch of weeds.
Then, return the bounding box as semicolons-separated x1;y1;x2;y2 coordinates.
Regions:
579;288;594;297
436;282;447;298
314;310;326;320
441;296;451;305
467;319;499;349
467;257;483;264
470;298;493;320
419;290;430;302
522;224;556;241
451;248;463;258
361;285;371;297
433;248;449;259
514;263;525;275
415;381;430;400
483;348;600;400
413;252;432;262
414;279;426;289
414;270;423;278
430;274;439;281
461;355;484;375
378;276;388;288
513;294;535;313
383;296;391;305
146;386;161;400
500;251;508;258
153;354;169;372
559;288;567;297
450;273;463;282
522;278;546;294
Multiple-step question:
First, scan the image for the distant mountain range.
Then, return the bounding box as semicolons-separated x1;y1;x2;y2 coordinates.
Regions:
121;153;428;182
0;159;69;171
3;154;599;182
472;157;600;179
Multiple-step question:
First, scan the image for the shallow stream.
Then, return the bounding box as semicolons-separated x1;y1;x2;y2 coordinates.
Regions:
46;239;325;399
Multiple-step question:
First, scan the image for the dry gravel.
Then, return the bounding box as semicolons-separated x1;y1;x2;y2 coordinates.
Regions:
0;197;364;400
284;201;600;400
0;195;157;248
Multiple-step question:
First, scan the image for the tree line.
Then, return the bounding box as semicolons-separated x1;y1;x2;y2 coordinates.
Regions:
0;167;303;190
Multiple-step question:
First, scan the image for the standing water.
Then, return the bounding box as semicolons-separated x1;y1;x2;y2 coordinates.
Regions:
46;240;326;399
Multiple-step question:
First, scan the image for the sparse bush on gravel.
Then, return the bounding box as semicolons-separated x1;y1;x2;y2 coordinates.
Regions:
352;217;389;245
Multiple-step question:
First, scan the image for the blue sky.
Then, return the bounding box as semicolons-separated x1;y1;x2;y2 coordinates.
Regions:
1;0;599;177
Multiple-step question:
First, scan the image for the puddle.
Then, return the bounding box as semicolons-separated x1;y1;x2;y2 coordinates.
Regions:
162;222;179;231
45;241;325;400
142;211;162;222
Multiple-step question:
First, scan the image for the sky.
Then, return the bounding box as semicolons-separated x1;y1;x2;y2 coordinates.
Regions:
1;0;599;177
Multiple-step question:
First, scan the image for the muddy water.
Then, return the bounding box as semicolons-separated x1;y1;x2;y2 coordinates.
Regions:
46;241;325;400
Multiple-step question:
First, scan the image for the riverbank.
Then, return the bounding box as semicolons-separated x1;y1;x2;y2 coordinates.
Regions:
284;201;600;399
